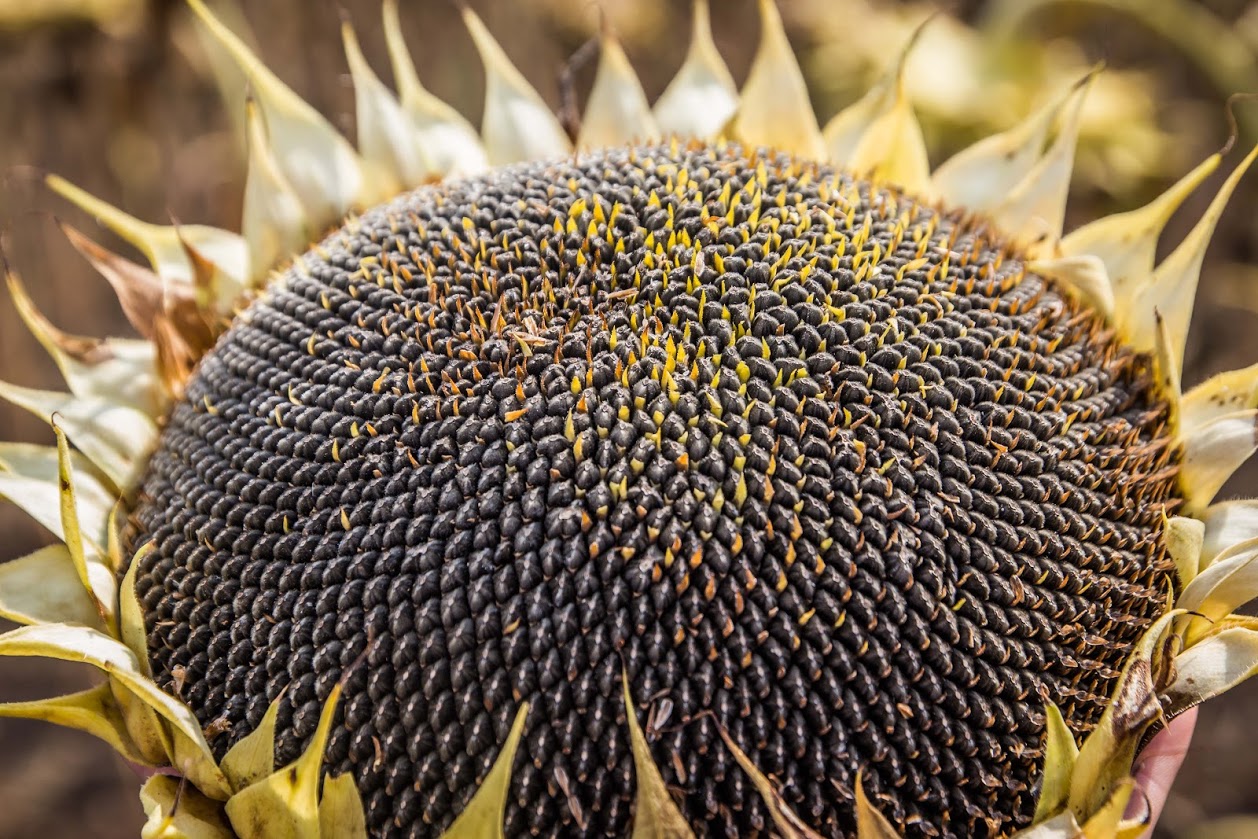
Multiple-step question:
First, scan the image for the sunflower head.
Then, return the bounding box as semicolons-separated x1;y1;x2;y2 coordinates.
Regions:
3;2;1258;839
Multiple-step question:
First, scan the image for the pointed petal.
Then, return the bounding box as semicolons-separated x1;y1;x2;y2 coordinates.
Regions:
187;0;384;221
846;84;928;193
1061;153;1221;309
823;86;888;168
854;774;900;839
224;682;344;839
110;555;171;771
0;622;230;799
243;98;311;285
440;702;530;839
382;0;488;176
930;82;1072;213
822;23;927;167
462;7;570;166
624;678;696;839
0;683;149;765
652;0;737;140
1153;310;1182;408
578;31;659;150
1182;362;1258;432
343;21;430;187
715;723;824;838
1068;612;1177;820
0;380;155;491
0;442;114;548
1027;255;1113;321
221;691;283;790
54;422;118;627
1179;409;1258;512
1202;500;1258;567
1080;781;1135;839
842;26;929;194
1178;537;1258;635
0;544;103;629
992;74;1093;256
118;547;154;678
7;271;162;415
317;774;369;839
732;0;823;159
1165;515;1206;589
1164;626;1258;716
140;776;235;839
46;174;247;287
1032;703;1078;824
1127;142;1258;358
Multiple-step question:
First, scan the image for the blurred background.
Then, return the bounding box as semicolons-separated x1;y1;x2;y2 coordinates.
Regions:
1;0;1257;835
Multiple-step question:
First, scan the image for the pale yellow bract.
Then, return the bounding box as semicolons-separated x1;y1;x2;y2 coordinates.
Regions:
3;1;1258;837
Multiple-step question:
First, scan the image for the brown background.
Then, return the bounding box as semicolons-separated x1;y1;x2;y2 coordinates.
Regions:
1;0;1256;836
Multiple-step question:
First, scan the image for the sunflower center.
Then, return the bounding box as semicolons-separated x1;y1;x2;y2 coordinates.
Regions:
127;142;1179;838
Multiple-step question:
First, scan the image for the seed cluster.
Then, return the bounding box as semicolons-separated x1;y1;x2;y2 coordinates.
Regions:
129;142;1179;838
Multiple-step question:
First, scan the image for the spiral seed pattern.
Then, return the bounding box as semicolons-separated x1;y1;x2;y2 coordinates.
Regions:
129;142;1180;838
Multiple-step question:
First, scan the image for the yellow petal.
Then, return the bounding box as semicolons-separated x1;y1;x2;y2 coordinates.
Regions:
0;622;230;799
187;0;383;221
714;722;824;838
0;544;103;629
624;679;696;839
652;0;737;141
221;691;283;791
462;7;570;166
930;81;1073;213
1165;514;1206;590
1178;536;1258;638
1080;780;1135;839
1128;142;1258;359
1181;362;1258;433
1153;310;1182;413
7;270;161;415
440;702;530;839
46;174;246;287
1179;409;1258;513
732;0;823;159
1032;703;1078;824
0;380;155;491
843;27;929;194
224;682;344;839
1068;612;1177;820
317;773;369;839
1061;152;1220;312
854;774;900;839
1201;500;1258;568
119;544;153;669
1164;625;1258;716
0;442;114;550
579;30;659;150
54;422;117;628
140;775;235;839
991;72;1093;257
243;98;311;285
116;552;176;766
382;0;488;176
822;22;926;167
1027;255;1113;321
0;682;150;765
342;21;428;188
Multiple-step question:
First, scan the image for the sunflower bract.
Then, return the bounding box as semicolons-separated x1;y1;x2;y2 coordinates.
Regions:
127;142;1179;838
